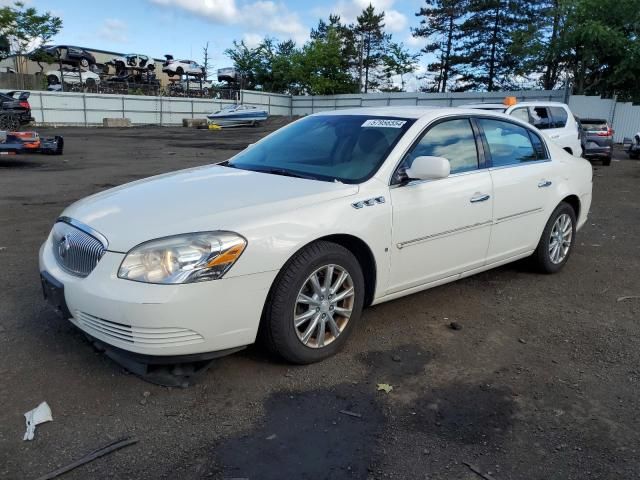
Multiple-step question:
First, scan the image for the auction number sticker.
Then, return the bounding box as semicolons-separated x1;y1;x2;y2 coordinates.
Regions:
361;119;407;128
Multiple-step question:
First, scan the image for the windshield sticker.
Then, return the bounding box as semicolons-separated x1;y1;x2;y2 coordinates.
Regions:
362;119;407;128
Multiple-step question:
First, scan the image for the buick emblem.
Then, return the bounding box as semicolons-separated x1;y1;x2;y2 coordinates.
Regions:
58;234;71;258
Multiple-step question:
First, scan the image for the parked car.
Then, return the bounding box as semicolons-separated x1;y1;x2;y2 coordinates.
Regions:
39;107;593;380
578;118;614;165
461;100;583;157
37;45;96;68
46;69;101;87
0;90;33;130
107;54;155;75
624;133;640;159
162;55;205;77
170;79;214;95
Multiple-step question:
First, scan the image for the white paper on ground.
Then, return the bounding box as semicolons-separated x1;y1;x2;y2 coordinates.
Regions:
23;401;53;441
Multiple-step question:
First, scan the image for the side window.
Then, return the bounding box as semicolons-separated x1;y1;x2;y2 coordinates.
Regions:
403;119;479;175
528;131;548;160
478;118;538;167
530;107;551;130
549;107;568;128
510;108;529;123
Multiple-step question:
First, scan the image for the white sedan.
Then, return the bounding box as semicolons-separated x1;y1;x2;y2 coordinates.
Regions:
39;107;592;374
46;69;100;86
162;58;205;77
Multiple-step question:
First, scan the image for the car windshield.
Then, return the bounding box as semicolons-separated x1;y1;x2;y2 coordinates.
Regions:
228;115;414;183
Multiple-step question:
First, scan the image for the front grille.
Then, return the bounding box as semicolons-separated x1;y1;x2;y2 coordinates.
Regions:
75;311;205;348
51;220;106;277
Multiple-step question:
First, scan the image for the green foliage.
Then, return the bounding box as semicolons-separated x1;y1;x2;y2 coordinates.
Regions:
355;4;391;92
381;42;419;91
0;2;62;58
295;28;359;95
413;0;468;92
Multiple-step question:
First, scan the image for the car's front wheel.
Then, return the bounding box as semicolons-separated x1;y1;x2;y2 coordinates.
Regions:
263;241;365;364
532;202;577;273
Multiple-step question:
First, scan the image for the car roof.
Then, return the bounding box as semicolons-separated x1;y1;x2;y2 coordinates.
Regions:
313;106;516;121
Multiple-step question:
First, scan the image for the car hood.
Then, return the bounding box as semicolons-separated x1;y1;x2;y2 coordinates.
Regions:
61;165;359;252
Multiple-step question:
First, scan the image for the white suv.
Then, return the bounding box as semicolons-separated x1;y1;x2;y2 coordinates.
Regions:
461;101;583;157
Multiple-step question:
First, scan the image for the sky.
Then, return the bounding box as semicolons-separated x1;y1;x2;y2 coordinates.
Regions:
30;0;429;85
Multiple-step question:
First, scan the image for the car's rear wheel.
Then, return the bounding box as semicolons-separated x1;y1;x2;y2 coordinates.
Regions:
80;58;89;68
47;74;59;85
531;202;577;273
263;241;365;364
176;67;184;76
603;155;612;166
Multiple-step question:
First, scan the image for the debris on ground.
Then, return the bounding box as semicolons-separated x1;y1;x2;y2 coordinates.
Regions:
463;461;498;480
617;295;640;302
139;391;151;405
376;383;393;393
265;434;277;440
339;410;362;418
23;402;53;441
35;437;138;480
391;355;402;362
449;321;463;330
518;338;527;344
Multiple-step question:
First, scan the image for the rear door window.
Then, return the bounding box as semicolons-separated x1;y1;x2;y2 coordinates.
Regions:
549;107;568;128
530;107;552;130
478;118;538;167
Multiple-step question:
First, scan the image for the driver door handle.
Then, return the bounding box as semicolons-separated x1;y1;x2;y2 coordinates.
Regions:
470;193;491;203
538;180;552;188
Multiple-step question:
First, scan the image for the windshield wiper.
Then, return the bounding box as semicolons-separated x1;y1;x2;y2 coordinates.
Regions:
249;167;316;180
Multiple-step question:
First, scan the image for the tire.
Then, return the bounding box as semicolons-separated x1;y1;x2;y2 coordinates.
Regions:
47;74;59;85
80;58;89;68
176;67;184;76
262;241;365;364
602;155;612;166
630;152;640;160
531;202;577;274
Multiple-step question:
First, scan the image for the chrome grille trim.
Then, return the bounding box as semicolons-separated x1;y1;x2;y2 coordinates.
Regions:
51;219;107;278
75;311;205;347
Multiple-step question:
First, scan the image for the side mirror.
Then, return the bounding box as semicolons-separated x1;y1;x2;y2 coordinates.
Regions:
406;156;450;181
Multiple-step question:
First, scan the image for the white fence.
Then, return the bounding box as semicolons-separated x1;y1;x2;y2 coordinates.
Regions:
19;89;640;141
291;90;566;116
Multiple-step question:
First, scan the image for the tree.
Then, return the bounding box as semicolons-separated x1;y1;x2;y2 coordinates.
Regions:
459;0;528;91
202;41;211;82
0;2;61;58
224;40;261;89
311;14;359;82
355;4;390;92
381;42;419;91
295;28;359;95
413;0;467;92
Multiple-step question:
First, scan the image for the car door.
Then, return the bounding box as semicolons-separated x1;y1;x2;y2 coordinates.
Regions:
477;117;555;263
388;117;493;294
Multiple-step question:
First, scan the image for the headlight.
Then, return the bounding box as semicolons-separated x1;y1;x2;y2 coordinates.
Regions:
118;232;246;284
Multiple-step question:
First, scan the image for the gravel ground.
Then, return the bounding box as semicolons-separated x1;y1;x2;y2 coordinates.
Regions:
0;123;638;480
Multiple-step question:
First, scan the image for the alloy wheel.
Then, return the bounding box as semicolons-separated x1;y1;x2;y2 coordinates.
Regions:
293;264;355;348
549;213;573;264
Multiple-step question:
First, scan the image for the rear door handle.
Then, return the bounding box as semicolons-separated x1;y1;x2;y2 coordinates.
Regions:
470;193;490;203
538;180;552;188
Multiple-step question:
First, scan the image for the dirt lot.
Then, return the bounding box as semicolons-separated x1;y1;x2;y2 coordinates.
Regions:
1;123;639;480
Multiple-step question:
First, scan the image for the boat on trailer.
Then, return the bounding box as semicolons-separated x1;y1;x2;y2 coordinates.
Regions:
207;104;268;127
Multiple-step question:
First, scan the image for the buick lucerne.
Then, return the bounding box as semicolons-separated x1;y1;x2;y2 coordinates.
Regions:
39;108;593;368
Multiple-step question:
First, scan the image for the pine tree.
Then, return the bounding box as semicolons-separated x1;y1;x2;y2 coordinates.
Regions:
355;4;390;93
413;0;467;92
381;42;419;91
460;0;528;91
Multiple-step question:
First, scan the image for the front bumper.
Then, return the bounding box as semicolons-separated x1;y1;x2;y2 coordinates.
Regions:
39;235;278;358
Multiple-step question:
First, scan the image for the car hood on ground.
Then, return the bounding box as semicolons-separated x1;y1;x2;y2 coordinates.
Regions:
61;165;358;252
